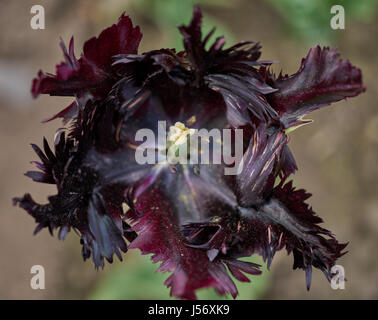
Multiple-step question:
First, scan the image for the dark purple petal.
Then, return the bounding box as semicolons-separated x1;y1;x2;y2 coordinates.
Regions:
112;6;277;128
259;180;347;287
25;132;72;185
24;171;46;183
13;133;136;269
13;189;134;270
183;178;347;290
279;144;298;177
265;46;366;128
15;5;363;299
206;73;278;126
178;5;206;74
177;5;278;125
236;125;286;207
81;193;128;268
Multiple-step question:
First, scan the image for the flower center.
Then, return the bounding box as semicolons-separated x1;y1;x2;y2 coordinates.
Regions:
166;122;196;163
168;122;195;146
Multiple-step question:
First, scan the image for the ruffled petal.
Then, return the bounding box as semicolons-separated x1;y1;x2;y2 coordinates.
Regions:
13;133;136;269
32;13;142;101
183;179;346;290
127;187;261;299
236;124;286;207
15;5;363;299
25;131;73;185
264;46;366;128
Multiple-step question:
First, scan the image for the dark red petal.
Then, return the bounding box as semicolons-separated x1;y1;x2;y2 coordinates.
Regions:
225;260;262;283
127;188;248;299
83;13;141;71
32;13;142;101
266;46;366;128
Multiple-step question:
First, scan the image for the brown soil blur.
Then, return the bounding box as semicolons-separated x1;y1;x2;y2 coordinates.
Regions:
0;0;376;299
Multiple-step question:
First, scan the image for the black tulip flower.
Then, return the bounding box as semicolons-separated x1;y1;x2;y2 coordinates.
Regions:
14;6;365;299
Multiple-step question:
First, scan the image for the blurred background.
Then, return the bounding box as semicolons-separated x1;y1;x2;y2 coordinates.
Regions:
0;0;377;299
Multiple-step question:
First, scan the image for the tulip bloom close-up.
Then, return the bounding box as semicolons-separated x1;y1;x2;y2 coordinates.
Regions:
7;3;369;300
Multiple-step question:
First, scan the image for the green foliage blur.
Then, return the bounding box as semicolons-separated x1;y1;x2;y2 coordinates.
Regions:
266;0;378;43
132;0;236;50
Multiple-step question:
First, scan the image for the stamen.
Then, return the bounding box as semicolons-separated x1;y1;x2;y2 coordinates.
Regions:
166;121;196;164
278;232;283;247
167;122;195;146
